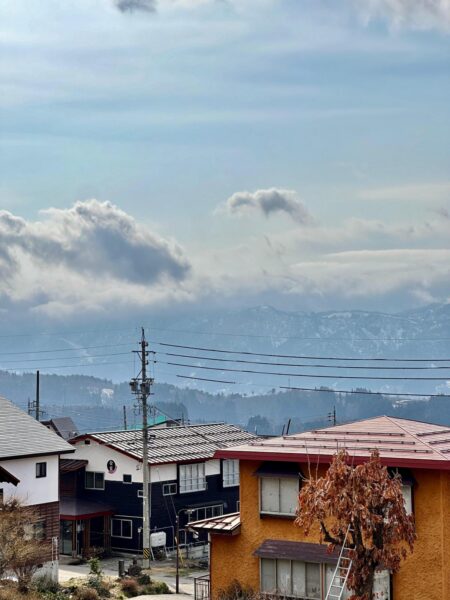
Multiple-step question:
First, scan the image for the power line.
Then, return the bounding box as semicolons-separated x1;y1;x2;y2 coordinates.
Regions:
279;385;450;399
153;341;450;363
0;360;132;372
0;351;133;365
159;360;450;381
176;375;237;384
161;351;450;370
0;342;136;356
0;326;137;339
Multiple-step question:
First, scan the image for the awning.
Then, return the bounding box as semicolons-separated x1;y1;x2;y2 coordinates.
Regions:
253;462;303;479
188;512;241;535
0;465;20;486
60;459;88;473
254;540;339;564
60;498;115;521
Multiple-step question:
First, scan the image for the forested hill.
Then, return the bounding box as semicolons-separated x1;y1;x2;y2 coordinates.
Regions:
1;370;449;435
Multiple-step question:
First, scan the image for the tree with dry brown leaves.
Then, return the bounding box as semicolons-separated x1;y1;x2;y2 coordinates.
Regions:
295;449;416;600
0;498;46;592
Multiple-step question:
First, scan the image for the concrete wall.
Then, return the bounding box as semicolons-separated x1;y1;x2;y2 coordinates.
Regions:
210;460;450;600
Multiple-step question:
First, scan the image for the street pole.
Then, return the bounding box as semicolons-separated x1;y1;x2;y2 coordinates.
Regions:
176;508;194;593
130;328;154;569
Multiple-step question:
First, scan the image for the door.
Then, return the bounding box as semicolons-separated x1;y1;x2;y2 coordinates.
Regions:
60;520;74;555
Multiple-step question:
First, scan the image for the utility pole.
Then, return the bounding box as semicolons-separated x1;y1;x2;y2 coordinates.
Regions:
28;371;44;421
328;406;337;426
123;405;127;431
130;328;154;569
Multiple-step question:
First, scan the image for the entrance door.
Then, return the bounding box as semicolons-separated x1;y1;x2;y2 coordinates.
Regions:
60;520;74;555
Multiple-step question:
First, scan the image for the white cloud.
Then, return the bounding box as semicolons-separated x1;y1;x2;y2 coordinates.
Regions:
221;188;311;224
353;0;450;31
359;182;450;202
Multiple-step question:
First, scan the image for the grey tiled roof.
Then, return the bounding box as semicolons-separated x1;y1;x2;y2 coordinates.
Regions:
81;423;257;464
0;396;74;460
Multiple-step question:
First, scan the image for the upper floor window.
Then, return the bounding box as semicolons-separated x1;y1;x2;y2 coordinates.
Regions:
85;471;105;490
190;503;223;522
179;462;206;493
123;474;132;484
402;484;413;514
260;477;298;516
223;459;239;487
36;462;47;478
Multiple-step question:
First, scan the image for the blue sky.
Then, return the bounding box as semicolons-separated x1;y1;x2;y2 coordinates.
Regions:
0;0;450;325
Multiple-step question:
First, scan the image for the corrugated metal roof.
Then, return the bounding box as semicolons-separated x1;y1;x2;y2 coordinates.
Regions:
76;423;256;465
188;512;241;534
254;539;340;564
215;416;450;469
0;396;74;460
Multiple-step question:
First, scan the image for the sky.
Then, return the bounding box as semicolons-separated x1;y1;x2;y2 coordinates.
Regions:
1;0;450;329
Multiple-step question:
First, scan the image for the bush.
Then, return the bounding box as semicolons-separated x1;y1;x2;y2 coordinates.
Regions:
33;574;61;594
75;588;100;600
120;579;139;598
88;558;102;578
137;574;151;585
86;577;110;598
217;580;254;600
127;564;142;578
143;581;171;595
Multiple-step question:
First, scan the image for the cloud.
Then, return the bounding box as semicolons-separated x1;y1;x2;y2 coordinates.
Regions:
0;200;190;286
359;182;450;202
353;0;450;31
114;0;156;13
222;188;311;224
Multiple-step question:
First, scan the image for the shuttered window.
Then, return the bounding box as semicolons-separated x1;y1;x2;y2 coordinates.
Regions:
260;477;298;516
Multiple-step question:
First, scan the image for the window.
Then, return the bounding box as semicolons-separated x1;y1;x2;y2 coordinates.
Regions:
85;471;105;490
163;482;177;496
137;489;144;498
402;484;413;514
123;474;132;484
34;520;47;541
261;559;321;599
36;462;47;478
223;459;239;487
190;504;223;522
111;518;132;539
260;477;298;516
84;440;91;445
179;463;206;493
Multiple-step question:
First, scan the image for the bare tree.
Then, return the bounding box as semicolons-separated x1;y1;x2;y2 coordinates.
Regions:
295;449;416;600
0;497;46;592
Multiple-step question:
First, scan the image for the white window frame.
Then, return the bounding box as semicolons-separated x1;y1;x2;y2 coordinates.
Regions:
111;518;133;539
163;482;177;496
259;476;299;516
85;471;105;490
36;462;47;478
223;459;239;487
179;462;206;494
137;489;144;498
260;558;322;599
402;483;413;514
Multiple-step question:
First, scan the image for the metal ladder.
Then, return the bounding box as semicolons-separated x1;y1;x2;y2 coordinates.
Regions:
325;525;353;600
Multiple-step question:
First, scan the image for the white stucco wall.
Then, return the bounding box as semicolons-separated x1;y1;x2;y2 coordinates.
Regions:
0;454;59;505
71;439;218;484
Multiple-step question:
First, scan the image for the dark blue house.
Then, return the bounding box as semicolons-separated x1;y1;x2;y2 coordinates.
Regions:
59;423;256;556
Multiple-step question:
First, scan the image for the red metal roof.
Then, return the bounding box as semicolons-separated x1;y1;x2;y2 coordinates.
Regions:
215;416;450;470
188;512;241;535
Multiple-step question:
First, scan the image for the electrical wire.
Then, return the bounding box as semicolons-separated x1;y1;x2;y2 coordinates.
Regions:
158;360;450;381
162;351;450;370
152;341;450;363
0;351;133;365
0;342;136;356
279;386;450;399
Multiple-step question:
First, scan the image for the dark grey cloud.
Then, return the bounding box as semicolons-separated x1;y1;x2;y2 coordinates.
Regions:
114;0;156;13
0;200;190;285
223;188;311;224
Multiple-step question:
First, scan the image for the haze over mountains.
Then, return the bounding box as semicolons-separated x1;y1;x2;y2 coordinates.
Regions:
1;303;449;433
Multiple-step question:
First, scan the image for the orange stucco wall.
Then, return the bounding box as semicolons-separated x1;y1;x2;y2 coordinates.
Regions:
210;461;450;600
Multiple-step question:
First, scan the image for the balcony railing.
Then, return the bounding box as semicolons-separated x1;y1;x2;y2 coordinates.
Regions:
194;574;210;600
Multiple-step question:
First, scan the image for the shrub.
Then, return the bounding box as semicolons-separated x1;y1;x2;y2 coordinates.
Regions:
33;574;61;594
120;579;139;598
88;558;102;578
75;588;100;600
86;577;110;598
137;574;151;585
127;564;142;578
217;580;254;600
143;581;171;595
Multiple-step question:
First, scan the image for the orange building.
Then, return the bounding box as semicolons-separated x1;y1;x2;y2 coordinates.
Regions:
190;416;450;600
